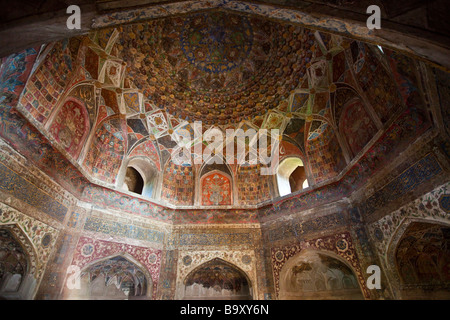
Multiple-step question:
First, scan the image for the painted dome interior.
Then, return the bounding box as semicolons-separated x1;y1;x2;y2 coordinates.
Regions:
11;8;431;210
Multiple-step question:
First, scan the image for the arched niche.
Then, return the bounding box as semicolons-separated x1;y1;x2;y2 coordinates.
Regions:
276;157;309;197
279;250;364;300
123;167;144;194
197;155;236;206
65;254;153;300
182;258;252;300
200;170;233;206
392;221;450;299
120;156;160;198
0;227;38;300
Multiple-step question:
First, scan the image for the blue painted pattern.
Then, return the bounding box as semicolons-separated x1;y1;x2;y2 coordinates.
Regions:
439;195;450;213
180;12;253;74
361;153;442;216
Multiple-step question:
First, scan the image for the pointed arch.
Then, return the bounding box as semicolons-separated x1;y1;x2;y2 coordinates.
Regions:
128;138;161;171
182;258;252;300
121;156;160;198
276;156;309;197
385;218;450;299
199;170;233;206
47;97;91;160
0;225;39;300
66;253;153;300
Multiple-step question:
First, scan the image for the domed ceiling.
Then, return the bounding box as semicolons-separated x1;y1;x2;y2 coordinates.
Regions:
116;11;312;125
12;6;425;209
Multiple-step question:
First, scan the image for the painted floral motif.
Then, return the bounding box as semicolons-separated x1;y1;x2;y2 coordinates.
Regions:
49;99;89;159
182;255;192;266
395;222;450;287
176;249;257;299
201;172;232;206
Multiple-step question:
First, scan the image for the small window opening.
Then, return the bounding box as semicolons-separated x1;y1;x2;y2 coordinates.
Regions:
124;167;144;195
